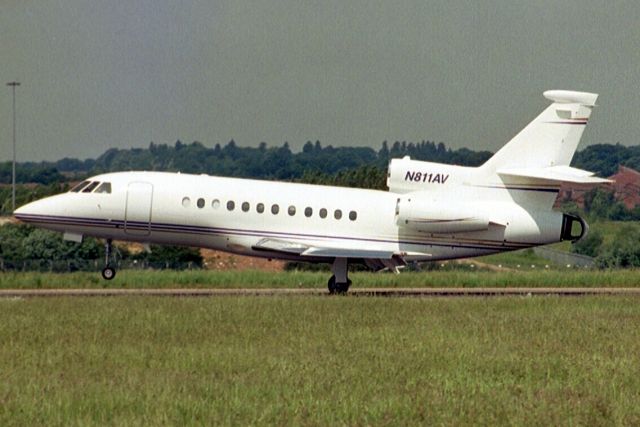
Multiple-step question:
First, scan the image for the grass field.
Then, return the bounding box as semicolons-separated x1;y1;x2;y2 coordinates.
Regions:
477;247;562;268
1;296;639;425
1;268;640;289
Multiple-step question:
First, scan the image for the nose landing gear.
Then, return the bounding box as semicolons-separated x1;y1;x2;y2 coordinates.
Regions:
101;239;116;280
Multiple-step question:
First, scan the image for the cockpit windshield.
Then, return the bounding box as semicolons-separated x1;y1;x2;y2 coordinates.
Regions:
70;181;90;192
82;181;100;193
69;180;112;194
94;182;112;194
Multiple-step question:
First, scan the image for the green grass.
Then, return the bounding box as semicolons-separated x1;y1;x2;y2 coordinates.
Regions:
1;296;639;425
476;248;557;268
1;268;640;289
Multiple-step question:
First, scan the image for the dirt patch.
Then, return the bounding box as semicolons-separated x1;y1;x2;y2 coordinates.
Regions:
201;249;286;271
120;243;286;271
0;216;18;225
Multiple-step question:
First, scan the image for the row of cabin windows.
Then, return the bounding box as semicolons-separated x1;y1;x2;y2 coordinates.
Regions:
69;180;112;194
182;197;357;221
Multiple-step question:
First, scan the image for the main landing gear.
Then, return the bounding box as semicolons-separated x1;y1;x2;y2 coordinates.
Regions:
101;239;116;280
328;258;351;294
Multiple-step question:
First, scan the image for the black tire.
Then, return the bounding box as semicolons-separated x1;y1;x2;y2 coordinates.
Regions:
101;266;116;280
336;279;351;294
328;275;338;294
328;276;350;294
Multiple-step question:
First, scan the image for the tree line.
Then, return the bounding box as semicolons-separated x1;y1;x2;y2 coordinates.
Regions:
2;140;639;220
1;140;637;186
2;139;493;184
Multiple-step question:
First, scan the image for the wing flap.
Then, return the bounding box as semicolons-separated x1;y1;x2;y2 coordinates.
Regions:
252;238;308;254
301;247;396;259
252;238;429;261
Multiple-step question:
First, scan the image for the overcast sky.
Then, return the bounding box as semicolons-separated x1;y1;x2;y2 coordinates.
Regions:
2;1;639;161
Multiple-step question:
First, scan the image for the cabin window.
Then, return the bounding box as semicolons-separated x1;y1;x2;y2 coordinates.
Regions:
197;198;205;209
304;207;313;217
288;205;296;216
212;199;220;209
271;204;279;215
227;200;235;211
319;208;327;219
182;197;191;208
82;181;100;193
257;203;265;213
94;182;112;194
242;202;250;212
349;211;357;221
334;209;342;220
70;181;90;192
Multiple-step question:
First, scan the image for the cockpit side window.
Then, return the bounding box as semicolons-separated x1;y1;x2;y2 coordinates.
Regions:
94;182;112;194
82;181;100;193
70;181;91;192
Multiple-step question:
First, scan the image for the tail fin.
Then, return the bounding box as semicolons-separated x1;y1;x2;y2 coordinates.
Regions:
481;90;598;174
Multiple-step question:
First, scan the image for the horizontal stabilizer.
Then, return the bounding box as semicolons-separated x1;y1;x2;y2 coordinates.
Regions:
543;90;598;106
498;166;612;184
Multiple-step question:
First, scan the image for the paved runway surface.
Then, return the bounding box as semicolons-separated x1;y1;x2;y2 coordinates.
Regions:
2;288;640;298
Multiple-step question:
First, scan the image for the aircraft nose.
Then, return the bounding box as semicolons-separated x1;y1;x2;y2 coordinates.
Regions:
13;200;42;222
13;196;63;223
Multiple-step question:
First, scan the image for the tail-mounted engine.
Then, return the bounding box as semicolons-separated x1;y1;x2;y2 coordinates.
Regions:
395;196;492;234
560;213;588;242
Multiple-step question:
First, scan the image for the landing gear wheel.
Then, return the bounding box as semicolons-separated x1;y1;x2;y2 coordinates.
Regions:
101;239;117;280
327;275;351;294
101;266;116;280
328;275;337;294
338;279;352;294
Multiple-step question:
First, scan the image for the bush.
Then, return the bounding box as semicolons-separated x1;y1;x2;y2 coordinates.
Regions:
572;229;603;258
131;245;203;269
595;226;640;268
0;223;203;271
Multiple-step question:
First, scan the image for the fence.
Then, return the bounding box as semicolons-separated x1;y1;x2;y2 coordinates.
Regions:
0;259;201;273
533;247;595;268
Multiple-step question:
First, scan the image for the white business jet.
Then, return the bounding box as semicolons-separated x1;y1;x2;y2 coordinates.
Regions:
15;90;609;293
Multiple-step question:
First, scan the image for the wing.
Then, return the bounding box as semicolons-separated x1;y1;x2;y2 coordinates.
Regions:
252;237;429;271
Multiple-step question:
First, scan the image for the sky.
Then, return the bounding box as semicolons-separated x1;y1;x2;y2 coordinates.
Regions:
1;0;639;161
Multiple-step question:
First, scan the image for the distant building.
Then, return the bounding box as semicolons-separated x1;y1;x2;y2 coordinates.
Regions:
556;165;640;209
607;166;640;208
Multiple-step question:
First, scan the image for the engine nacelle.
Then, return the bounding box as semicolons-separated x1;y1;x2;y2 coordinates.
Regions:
560;213;588;242
395;196;492;234
395;194;584;245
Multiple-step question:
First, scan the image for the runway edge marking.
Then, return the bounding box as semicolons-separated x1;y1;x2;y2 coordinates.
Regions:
2;288;640;298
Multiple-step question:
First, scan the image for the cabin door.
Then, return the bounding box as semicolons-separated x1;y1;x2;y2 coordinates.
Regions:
125;182;153;236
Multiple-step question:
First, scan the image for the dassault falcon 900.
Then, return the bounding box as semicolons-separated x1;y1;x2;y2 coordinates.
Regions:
15;90;610;293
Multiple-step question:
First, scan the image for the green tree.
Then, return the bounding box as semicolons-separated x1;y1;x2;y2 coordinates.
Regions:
583;188;629;220
572;229;603;257
132;245;203;269
596;226;640;268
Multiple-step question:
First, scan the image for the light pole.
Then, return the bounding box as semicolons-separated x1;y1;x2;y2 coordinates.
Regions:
6;81;20;212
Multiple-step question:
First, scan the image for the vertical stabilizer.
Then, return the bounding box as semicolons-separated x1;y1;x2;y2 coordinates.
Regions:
481;90;598;174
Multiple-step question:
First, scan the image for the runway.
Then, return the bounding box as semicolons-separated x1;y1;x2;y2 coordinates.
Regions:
2;287;640;298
